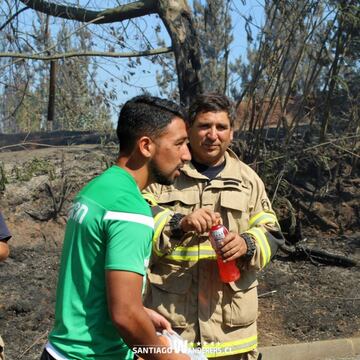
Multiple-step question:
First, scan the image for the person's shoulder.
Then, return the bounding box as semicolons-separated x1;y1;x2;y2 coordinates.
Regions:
81;166;133;191
98;165;135;186
237;159;260;178
80;166;149;214
145;182;163;195
226;150;263;183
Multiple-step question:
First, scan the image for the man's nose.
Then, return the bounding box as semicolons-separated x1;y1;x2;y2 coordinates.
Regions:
207;127;218;140
182;144;191;162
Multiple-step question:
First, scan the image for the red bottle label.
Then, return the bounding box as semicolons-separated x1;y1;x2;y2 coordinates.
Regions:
210;224;228;248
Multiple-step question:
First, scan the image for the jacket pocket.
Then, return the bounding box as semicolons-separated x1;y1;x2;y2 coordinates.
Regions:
157;189;199;214
222;281;258;327
145;271;192;328
221;190;250;232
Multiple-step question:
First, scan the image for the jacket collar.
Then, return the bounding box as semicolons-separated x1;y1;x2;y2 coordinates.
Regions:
181;148;243;181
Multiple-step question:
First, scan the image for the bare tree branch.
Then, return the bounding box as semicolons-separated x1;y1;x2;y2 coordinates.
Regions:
16;0;203;106
0;47;172;62
19;0;158;24
0;6;29;32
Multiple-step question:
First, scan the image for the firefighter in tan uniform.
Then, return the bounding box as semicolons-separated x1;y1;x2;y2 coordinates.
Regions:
144;94;284;360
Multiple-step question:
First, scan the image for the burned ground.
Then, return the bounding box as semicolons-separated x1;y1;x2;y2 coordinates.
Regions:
0;144;359;360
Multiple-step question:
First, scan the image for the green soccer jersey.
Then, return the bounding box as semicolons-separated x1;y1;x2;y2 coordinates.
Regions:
48;166;153;359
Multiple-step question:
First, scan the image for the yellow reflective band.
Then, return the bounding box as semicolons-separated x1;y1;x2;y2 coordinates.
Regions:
164;245;217;261
249;211;279;228
152;209;171;256
245;227;271;267
142;192;157;206
188;335;257;357
153;209;171;235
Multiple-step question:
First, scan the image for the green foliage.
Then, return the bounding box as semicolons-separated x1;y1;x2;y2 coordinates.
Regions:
0;162;7;191
51;24;112;131
193;0;238;93
12;158;55;182
0;19;112;133
1;73;43;132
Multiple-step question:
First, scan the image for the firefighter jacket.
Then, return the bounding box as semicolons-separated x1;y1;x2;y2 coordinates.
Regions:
143;149;284;358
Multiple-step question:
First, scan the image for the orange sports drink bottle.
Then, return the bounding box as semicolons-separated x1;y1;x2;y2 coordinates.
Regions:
209;224;240;283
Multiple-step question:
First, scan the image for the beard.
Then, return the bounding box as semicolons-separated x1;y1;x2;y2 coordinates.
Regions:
149;159;176;186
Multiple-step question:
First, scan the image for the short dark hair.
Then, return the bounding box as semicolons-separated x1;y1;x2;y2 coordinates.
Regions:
188;93;235;127
117;95;186;154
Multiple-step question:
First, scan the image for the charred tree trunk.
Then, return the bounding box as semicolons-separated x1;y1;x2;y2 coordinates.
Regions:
45;15;56;131
157;0;202;105
47;61;56;130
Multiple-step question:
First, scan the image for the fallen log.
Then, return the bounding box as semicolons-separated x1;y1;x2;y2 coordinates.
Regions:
279;243;357;267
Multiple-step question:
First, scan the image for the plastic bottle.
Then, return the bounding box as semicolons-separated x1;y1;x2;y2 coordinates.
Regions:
209;224;240;283
159;330;207;359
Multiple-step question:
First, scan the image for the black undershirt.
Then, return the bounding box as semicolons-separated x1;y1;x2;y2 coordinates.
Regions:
191;159;225;180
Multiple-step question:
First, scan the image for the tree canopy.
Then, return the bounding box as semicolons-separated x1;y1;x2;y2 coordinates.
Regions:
0;0;358;147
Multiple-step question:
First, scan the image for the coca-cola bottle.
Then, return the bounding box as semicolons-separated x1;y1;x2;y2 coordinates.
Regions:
209;224;240;283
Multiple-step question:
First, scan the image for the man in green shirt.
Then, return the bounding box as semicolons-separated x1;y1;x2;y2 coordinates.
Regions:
41;96;191;360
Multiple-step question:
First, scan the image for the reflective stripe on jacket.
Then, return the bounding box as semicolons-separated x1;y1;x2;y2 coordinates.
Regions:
143;192;172;255
144;149;284;356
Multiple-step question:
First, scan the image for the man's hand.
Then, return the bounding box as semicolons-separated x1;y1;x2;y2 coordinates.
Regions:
180;208;220;234
0;241;9;262
144;307;173;333
219;232;247;262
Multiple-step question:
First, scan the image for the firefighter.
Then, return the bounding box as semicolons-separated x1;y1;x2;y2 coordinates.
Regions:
144;93;284;360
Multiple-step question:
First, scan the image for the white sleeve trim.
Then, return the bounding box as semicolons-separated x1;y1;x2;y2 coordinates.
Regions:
103;211;154;229
45;342;69;360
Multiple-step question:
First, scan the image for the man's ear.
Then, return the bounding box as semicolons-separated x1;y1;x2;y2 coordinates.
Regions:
230;128;234;141
138;136;154;158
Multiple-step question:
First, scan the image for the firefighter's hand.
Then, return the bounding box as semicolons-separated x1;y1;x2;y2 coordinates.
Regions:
144;307;173;333
219;232;247;262
180;209;221;234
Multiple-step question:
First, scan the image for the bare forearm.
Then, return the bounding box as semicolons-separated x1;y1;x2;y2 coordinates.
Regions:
114;305;160;352
107;271;188;360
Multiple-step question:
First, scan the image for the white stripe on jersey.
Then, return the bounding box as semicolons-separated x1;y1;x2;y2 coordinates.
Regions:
103;211;154;229
45;342;69;360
